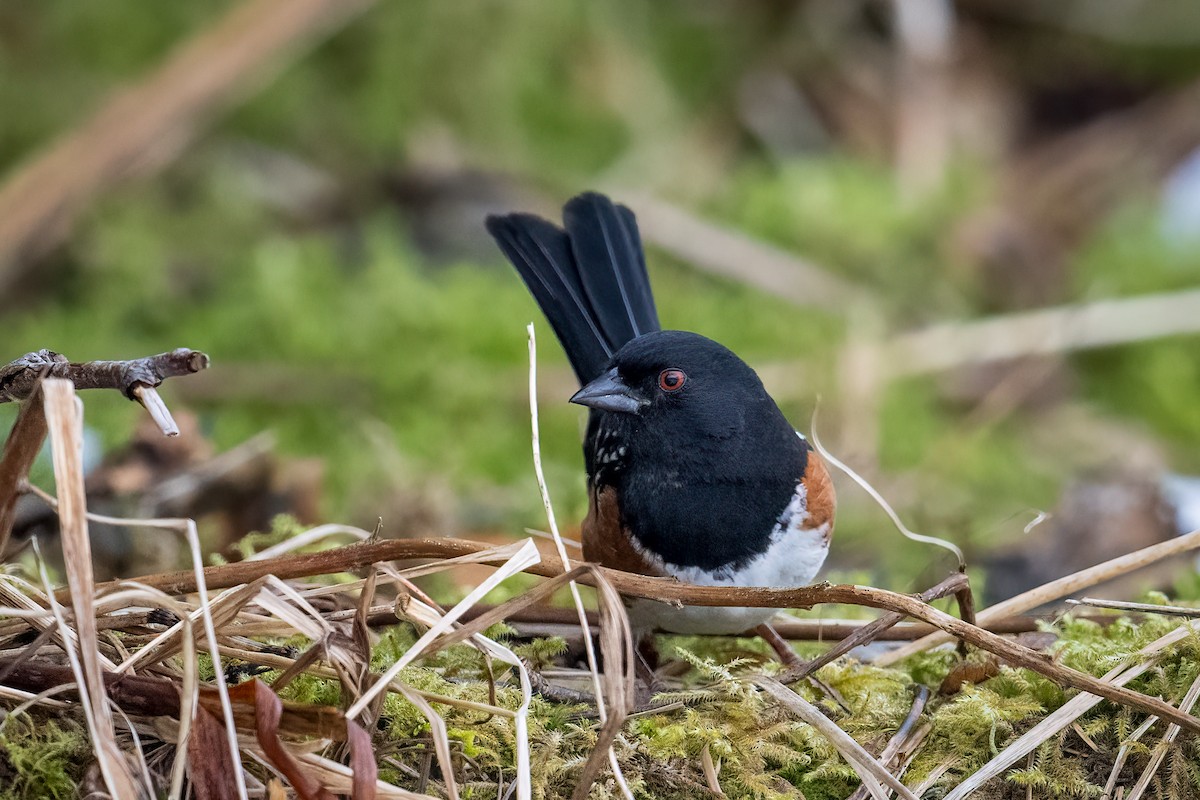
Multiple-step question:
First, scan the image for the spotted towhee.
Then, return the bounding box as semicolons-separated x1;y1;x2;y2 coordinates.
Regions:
486;192;835;639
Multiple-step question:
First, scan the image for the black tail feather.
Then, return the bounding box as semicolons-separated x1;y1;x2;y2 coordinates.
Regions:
486;192;660;384
563;193;660;347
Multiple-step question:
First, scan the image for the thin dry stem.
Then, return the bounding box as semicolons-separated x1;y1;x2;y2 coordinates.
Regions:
527;323;633;800
882;286;1200;377
810;411;965;568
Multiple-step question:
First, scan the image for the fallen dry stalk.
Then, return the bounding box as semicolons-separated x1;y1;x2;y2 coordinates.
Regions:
624;191;872;310
880;526;1200;664
91;535;1200;733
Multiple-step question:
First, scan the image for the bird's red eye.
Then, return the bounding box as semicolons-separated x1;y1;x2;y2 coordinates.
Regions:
658;368;686;392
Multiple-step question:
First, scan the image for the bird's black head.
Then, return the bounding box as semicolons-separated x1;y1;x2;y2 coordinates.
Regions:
571;330;779;441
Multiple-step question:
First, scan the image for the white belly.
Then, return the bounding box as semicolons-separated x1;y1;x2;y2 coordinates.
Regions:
628;522;831;635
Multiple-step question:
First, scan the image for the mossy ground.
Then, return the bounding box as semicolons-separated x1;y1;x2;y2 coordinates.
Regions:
11;602;1192;799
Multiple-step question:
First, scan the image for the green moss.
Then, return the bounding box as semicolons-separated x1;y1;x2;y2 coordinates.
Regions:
0;714;90;800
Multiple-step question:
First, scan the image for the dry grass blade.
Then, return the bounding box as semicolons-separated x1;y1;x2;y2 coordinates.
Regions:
104;583;202;798
528;323;634;800
427;566;592;651
289;752;430;799
846;686;930;800
395;686;458;800
700;743;725;797
880;526;1200;664
41;379;141;798
0;575;115;670
0;389;48;553
246;523;373;561
344;717;379;800
23;485;251;799
228;680;337;800
570;568;635;800
346;539;539;800
942;619;1200;800
756;677;920;800
119;579;265;673
1102;715;1158;799
190;705;242;800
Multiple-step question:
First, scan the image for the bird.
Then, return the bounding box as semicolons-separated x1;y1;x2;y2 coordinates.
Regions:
485;192;835;659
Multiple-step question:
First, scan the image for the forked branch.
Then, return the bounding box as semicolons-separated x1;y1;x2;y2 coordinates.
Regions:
0;348;209;403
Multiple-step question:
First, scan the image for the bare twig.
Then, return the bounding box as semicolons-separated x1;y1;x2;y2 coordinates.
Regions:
0;348;209;403
455;605;1117;641
0;0;374;284
1066;597;1200;619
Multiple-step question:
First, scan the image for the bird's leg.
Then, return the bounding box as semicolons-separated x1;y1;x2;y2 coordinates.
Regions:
634;633;663;705
756;622;803;668
756;623;851;712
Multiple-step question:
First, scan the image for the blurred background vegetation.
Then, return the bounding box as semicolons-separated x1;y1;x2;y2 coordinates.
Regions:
3;0;1200;597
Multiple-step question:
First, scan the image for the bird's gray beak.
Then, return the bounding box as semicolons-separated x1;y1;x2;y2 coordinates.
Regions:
570;367;644;415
